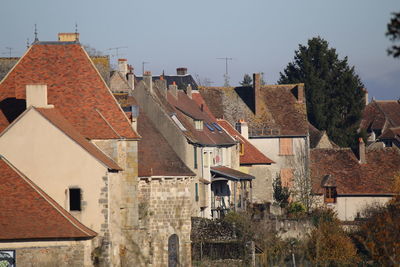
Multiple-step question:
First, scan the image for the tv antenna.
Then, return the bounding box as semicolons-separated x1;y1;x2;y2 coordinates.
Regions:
105;46;128;58
3;47;12;57
34;24;38;42
142;61;150;75
217;57;233;87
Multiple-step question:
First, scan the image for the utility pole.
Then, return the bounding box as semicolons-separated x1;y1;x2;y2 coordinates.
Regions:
142;61;149;75
217;57;233;87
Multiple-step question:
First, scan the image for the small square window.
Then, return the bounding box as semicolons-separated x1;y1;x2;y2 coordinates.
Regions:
69;188;81;211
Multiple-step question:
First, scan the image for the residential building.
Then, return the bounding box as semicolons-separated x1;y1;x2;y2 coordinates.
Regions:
310;139;400;221
0;35;140;266
359;99;400;148
133;73;253;218
199;74;309;201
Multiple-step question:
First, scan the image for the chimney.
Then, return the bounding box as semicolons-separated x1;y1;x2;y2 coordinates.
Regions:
177;67;187;76
154;79;167;98
359;138;366;164
143;71;153;94
296;83;305;103
238;119;249;139
26;84;54;108
253;73;261;115
186;84;192;99
127;65;134;92
58;33;79;42
169;82;178;99
362;88;369;106
118;59;128;76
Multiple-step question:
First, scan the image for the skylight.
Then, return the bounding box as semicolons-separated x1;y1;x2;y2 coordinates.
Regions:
205;123;215;132
212;122;222;132
171;114;187;131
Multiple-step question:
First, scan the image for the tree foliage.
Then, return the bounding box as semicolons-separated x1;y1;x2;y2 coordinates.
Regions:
279;37;365;148
386;12;400;58
240;74;252;86
273;174;290;208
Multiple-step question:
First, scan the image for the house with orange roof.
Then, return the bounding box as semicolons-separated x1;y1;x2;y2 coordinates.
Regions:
217;119;275;204
359;99;400;148
133;72;255;218
310;139;400;221
0;34;141;266
199;74;310;207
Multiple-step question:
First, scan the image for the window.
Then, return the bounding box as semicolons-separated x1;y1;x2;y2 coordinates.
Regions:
279;138;294;155
325;187;337;203
194;146;198;169
280;168;294;188
195;120;203;130
205;123;214;132
195;183;199;201
171;114;187;131
69;188;81;211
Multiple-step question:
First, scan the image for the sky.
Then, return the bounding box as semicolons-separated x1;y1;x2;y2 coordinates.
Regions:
1;0;399;100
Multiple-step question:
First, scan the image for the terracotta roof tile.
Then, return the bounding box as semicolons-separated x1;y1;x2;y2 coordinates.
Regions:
0;157;96;240
311;147;400;195
0;42;139;140
35;107;121;171
137;111;195;177
217;119;274;165
360;100;400;134
199;85;308;136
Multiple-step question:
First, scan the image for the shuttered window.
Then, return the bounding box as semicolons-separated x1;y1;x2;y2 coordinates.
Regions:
279;138;294;155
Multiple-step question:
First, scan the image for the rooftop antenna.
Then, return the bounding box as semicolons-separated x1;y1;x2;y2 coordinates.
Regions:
75;22;79;42
26;38;30;49
142;61;149;75
34;24;38;42
105;46;128;58
5;47;12;57
217;57;233;87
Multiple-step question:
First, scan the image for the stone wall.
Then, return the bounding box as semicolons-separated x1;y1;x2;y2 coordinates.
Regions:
1;242;88;267
137;177;193;266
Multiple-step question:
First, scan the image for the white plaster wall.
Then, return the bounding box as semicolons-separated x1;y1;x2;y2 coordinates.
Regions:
0;109;108;232
334;196;392;221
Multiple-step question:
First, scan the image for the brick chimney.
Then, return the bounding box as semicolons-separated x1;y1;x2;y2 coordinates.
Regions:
177;67;187;76
169;82;178;99
296;84;304;103
26;84;54;108
359;138;366;164
253;73;261;115
118;59;128;76
143;71;153;94
58;33;79;42
186;84;192;99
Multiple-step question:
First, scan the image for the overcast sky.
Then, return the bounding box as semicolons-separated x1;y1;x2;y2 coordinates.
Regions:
1;0;399;100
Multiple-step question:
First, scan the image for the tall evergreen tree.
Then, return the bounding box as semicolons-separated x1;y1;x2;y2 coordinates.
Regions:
386;12;400;58
278;37;365;147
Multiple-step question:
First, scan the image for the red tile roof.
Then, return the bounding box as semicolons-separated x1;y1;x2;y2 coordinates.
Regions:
217;119;274;165
34;107;121;171
137;111;195;177
310;147;400;195
0;42;139;140
360;100;400;133
199;85;308;136
211;166;255;181
0;157;96;240
151;86;236;146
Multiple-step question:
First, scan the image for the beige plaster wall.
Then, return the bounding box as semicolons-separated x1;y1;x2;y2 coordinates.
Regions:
240;164;273;204
0;109;108;233
334;196;391;221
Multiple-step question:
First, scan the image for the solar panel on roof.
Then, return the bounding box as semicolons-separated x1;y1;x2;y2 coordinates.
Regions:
205;123;215;131
212;122;222;132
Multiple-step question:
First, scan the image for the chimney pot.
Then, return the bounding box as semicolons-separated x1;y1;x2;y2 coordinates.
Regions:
143;71;153;94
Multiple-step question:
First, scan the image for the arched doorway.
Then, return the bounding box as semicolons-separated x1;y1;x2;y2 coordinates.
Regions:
168;234;179;267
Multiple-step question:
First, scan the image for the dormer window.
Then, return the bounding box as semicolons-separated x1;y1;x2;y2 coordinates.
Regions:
195;120;203;130
324;187;337;203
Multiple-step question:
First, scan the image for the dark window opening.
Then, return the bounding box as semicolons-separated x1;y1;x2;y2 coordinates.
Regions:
69;188;82;211
324;187;337;203
195;183;199;202
194;146;198;169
